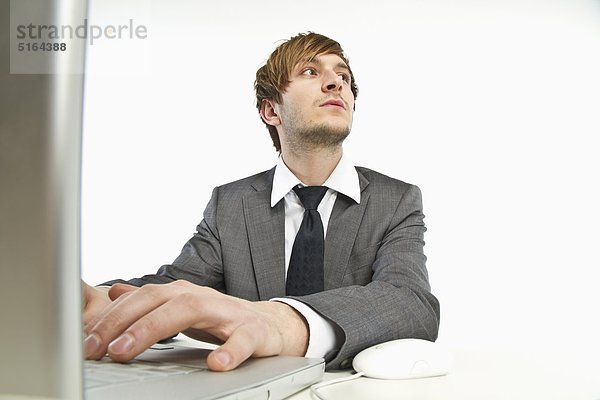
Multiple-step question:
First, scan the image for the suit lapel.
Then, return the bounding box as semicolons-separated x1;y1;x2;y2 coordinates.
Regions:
324;170;370;289
243;169;286;300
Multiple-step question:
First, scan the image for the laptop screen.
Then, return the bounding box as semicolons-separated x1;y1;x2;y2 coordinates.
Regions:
1;0;88;397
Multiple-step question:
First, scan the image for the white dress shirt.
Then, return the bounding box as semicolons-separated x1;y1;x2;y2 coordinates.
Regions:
270;153;361;359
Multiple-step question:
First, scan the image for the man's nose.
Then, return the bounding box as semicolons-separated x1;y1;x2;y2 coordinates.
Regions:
322;70;343;92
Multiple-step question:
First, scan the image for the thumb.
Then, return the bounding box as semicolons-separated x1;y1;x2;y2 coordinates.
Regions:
206;327;260;372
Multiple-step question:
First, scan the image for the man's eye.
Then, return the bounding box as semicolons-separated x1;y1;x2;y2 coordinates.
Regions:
339;73;351;83
302;68;316;76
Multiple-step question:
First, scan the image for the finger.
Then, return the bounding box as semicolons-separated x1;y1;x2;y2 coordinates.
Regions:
83;300;109;327
105;292;204;362
83;289;133;337
207;328;257;372
84;284;174;360
207;321;281;372
82;283;109;326
83;289;142;359
108;283;138;301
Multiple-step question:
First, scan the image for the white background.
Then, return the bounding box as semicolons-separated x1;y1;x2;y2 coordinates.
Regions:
82;0;600;353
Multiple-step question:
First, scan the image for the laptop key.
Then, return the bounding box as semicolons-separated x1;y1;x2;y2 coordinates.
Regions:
84;358;206;389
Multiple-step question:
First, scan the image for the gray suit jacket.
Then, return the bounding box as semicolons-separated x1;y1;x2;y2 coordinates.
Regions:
113;166;440;370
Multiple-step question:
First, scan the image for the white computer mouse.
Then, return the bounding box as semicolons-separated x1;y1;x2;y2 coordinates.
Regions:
352;338;452;380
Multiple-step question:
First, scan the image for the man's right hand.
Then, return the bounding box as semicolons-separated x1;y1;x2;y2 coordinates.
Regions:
83;281;112;326
82;280;309;372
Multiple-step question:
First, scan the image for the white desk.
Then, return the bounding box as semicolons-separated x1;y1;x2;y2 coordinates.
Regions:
172;336;599;400
287;346;600;400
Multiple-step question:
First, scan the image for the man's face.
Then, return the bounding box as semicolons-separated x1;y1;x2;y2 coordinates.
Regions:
273;53;355;151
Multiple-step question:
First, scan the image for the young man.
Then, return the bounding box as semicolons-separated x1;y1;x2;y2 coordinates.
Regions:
83;32;440;372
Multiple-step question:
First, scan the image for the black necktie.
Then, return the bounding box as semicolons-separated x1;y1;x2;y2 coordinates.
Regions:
286;185;328;296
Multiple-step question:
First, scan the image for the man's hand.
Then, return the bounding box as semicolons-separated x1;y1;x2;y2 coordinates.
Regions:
83;280;309;371
82;281;112;326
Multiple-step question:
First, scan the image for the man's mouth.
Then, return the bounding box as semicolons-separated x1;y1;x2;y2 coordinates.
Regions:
320;99;346;109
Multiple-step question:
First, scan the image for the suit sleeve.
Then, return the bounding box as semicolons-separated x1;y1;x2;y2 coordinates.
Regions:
290;184;440;370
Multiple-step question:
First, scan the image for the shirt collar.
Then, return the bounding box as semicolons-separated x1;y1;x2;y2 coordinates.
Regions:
270;153;361;207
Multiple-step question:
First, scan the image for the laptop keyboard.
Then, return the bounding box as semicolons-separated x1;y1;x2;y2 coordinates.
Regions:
85;358;206;389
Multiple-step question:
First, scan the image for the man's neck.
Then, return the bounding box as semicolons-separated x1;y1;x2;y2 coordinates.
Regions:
281;147;342;186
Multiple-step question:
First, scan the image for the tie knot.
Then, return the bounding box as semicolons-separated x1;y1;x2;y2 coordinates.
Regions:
293;186;328;210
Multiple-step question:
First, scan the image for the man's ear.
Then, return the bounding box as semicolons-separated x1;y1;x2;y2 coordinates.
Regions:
259;99;281;127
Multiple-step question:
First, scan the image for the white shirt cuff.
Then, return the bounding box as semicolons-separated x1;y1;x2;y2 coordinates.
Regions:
271;297;343;359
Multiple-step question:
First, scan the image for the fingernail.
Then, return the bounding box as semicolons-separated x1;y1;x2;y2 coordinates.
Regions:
84;333;101;357
108;333;134;355
213;350;231;368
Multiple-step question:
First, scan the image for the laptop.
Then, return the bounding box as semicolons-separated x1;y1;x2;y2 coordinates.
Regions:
0;0;324;398
86;343;323;400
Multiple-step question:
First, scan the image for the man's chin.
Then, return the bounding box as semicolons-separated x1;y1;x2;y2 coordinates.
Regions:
298;123;351;148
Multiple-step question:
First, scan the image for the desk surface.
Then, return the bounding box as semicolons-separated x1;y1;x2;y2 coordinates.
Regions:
173;336;599;400
287;346;600;400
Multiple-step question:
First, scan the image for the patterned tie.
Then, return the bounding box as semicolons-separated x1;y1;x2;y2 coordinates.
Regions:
286;185;328;296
